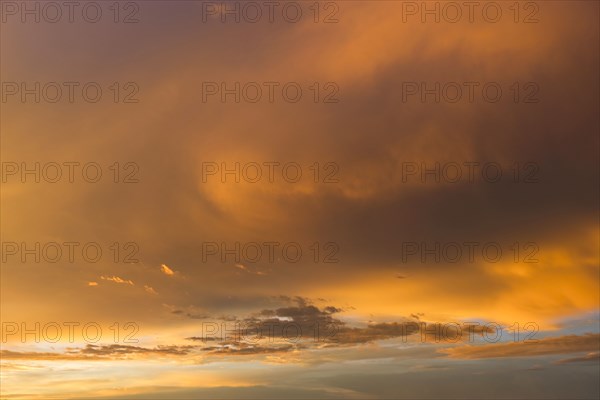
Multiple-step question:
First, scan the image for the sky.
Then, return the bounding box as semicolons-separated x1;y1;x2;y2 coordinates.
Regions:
0;1;599;399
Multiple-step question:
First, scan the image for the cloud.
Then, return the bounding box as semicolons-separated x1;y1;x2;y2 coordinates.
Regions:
1;2;599;398
78;344;194;357
0;344;196;361
0;350;95;361
100;276;134;285
160;264;175;276
1;0;597;332
145;285;158;295
235;263;267;276
201;342;297;356
555;352;600;364
441;333;600;359
183;301;496;350
0;363;47;371
186;336;220;342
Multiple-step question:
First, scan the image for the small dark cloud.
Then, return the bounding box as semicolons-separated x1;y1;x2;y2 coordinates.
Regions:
186;336;219;342
201;342;297;356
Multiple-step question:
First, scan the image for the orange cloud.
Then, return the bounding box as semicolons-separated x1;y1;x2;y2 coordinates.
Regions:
441;333;600;359
100;276;134;285
160;264;175;276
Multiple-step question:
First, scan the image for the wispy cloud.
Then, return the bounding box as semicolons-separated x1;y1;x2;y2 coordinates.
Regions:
100;276;134;285
144;285;158;295
441;333;600;359
555;352;600;364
